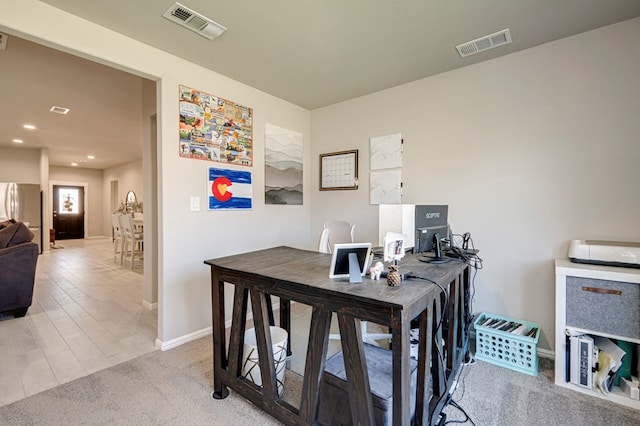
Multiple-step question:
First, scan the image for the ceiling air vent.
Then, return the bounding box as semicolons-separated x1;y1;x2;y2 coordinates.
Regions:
163;2;226;40
456;29;512;58
50;106;70;115
0;32;8;50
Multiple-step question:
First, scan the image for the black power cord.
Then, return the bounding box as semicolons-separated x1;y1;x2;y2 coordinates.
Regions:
411;231;483;426
444;399;476;425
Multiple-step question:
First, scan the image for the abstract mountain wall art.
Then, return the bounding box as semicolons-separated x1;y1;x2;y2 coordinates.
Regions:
265;123;303;205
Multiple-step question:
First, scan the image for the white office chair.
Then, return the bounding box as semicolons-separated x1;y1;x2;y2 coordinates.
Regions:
319;220;391;347
318;220;355;254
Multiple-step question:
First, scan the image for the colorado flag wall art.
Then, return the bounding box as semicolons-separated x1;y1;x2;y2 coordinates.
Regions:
208;167;253;210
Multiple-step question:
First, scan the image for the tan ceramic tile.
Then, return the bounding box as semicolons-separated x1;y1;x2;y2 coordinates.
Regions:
0;238;157;407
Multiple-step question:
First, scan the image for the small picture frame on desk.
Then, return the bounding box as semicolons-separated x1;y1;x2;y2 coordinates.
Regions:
319;149;358;191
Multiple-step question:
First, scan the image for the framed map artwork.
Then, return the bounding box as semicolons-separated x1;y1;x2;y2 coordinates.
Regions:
178;85;253;166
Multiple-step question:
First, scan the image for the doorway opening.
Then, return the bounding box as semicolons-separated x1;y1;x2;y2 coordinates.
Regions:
52;184;85;240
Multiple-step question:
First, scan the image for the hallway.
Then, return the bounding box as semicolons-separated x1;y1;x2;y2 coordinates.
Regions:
0;238;157;406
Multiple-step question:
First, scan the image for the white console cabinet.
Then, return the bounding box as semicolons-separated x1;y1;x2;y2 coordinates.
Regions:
555;259;640;410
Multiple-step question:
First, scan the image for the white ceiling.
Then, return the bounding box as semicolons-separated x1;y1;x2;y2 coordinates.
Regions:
0;35;149;170
2;1;640;169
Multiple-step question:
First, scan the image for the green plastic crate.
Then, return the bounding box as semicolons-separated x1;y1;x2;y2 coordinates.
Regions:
474;313;540;376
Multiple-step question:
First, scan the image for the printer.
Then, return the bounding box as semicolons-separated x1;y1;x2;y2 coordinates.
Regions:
568;240;640;269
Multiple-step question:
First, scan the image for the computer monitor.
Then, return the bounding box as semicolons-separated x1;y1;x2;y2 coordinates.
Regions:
413;205;451;263
329;243;372;283
413;205;448;252
416;224;450;257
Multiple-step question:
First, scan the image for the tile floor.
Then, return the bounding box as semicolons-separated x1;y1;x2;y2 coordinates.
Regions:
0;238;157;407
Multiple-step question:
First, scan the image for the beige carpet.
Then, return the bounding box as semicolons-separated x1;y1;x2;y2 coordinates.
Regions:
442;357;640;426
1;335;638;425
0;336;288;425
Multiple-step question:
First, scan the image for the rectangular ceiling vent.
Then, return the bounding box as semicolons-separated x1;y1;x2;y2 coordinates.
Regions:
163;2;226;40
456;29;512;58
49;106;70;115
0;32;8;50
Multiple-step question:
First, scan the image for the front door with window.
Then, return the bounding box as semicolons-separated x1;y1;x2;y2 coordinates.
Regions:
53;185;85;240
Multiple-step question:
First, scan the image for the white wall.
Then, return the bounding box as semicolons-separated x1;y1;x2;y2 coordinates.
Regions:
103;159;143;227
50;165;104;238
1;0;311;347
0;146;40;183
310;18;640;351
7;1;637;353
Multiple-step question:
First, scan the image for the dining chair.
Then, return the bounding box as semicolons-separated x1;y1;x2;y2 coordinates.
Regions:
111;213;124;265
118;213;143;269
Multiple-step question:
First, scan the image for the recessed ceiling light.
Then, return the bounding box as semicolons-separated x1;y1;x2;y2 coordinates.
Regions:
12;139;23;144
87;155;95;159
50;106;70;115
71;162;78;166
23;124;36;130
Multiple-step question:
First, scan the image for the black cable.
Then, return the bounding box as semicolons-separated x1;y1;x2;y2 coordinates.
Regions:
443;399;476;425
408;231;483;425
443;362;476;425
424;232;478;426
436;232;482;424
407;275;449;337
407;274;457;425
449;232;482;334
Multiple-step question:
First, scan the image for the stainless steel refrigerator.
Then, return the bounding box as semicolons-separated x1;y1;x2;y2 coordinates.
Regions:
0;182;42;253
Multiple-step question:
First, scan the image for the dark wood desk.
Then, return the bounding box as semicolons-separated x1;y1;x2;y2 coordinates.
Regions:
204;246;471;425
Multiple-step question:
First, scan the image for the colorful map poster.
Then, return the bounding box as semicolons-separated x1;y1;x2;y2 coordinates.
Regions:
179;85;253;166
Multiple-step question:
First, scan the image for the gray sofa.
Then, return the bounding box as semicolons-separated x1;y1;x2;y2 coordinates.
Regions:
0;220;39;318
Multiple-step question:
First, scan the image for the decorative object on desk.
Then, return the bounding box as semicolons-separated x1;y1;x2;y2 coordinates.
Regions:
242;326;288;396
208;167;253;210
265;123;303;205
370;261;384;280
387;264;401;287
382;231;406;263
319;149;358;190
178;84;253;166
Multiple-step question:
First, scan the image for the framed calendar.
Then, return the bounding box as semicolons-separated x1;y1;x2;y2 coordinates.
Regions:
319;150;358;190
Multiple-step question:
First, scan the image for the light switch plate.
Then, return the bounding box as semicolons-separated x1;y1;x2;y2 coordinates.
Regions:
190;196;200;212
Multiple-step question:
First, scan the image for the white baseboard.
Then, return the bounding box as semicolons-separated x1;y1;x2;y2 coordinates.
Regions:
142;300;157;310
156;300;282;351
156;326;212;351
537;347;555;359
